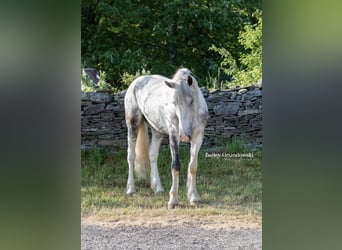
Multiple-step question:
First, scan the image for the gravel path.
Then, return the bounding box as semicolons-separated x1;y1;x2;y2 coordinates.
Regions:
82;220;261;250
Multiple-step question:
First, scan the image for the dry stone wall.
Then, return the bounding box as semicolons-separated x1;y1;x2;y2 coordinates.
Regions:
81;86;262;150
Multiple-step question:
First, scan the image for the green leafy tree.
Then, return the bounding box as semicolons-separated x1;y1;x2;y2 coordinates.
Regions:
211;10;262;88
82;0;262;90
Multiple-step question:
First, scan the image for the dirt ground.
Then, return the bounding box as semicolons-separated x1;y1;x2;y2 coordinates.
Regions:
81;213;262;250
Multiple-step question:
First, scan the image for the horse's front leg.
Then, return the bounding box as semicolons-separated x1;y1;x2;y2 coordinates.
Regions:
168;134;180;209
149;129;164;193
187;132;203;205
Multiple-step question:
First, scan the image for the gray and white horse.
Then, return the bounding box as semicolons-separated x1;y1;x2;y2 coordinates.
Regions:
124;68;208;209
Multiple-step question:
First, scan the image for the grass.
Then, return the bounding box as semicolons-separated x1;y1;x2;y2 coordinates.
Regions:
81;141;262;222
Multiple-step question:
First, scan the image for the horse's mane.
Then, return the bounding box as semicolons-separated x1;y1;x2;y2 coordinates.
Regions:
172;68;191;82
172;68;200;102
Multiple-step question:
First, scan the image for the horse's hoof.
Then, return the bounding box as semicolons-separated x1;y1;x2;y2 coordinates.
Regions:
155;191;164;196
168;203;178;209
190;200;200;207
154;187;165;194
126;191;135;197
151;183;164;193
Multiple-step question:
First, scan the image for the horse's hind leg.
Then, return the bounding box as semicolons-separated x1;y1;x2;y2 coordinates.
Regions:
126;112;141;195
126;125;137;195
149;129;164;193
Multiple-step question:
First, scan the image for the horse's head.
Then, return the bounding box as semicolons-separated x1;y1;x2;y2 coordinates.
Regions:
165;68;198;143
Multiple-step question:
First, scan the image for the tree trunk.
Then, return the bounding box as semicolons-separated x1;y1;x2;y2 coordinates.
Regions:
168;45;175;66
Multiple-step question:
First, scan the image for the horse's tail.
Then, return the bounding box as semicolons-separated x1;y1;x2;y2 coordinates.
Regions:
134;121;150;182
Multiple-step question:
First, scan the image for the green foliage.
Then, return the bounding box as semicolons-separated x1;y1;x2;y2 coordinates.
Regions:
205;70;221;91
81;70;116;92
120;68;151;87
81;70;95;92
211;10;262;88
82;0;262;90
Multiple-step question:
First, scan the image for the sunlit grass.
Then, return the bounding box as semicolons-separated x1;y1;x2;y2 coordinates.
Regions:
81;141;262;220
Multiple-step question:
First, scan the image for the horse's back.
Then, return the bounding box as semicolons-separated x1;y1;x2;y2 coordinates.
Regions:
133;75;169;91
125;74;172;134
131;75;172;106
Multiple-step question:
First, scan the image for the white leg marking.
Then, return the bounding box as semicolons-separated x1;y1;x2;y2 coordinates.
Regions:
126;130;136;195
187;133;203;205
168;169;179;209
149;131;164;193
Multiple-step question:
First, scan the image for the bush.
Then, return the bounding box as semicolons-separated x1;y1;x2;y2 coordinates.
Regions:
81;70;116;93
120;68;151;87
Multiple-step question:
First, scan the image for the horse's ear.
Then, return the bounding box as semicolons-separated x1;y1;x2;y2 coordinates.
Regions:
165;80;176;88
187;75;193;86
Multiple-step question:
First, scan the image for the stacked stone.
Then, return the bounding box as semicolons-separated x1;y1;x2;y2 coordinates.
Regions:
202;86;262;150
81;86;262;150
81;90;127;149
